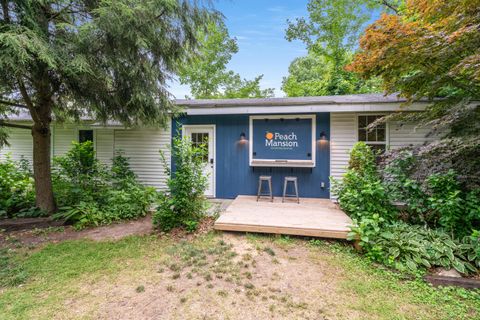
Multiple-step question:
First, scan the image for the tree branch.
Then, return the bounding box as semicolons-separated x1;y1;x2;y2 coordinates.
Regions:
1;0;10;23
379;0;399;14
16;78;41;124
0;121;32;130
0;99;29;109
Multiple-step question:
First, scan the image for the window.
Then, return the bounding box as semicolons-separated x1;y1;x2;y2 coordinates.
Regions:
79;130;94;143
190;132;209;162
358;115;386;153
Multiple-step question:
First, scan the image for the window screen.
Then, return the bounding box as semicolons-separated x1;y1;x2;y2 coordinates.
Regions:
358;115;386;153
190;132;209;162
79;130;94;143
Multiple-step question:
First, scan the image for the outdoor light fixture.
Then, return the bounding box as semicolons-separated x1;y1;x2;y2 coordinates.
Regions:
240;132;246;140
320;131;327;140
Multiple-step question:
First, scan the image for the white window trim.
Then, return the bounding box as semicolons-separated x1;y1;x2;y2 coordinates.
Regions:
355;114;389;148
249;114;316;168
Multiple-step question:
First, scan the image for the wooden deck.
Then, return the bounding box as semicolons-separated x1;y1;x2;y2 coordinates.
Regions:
214;195;353;239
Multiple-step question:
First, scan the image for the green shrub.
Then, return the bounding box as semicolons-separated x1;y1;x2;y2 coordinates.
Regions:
0;155;37;218
102;186;156;221
382;150;429;223
52;142;156;229
332;142;396;221
52;141;109;207
52;201;103;230
111;151;136;187
153;136;208;232
349;222;480;275
383;151;480;237
339;143;480;275
426;170;479;237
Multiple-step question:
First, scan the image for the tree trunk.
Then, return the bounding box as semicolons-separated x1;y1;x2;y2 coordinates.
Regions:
32;123;56;213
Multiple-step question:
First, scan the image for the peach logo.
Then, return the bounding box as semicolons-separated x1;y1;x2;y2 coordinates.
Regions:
265;132;274;140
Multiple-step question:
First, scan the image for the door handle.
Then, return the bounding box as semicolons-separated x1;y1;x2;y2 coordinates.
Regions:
210;158;214;164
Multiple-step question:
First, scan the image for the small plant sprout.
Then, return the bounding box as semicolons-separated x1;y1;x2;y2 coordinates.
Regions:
263;247;276;256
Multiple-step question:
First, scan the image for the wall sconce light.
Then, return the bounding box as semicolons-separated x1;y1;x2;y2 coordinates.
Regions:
320;131;327;140
240;132;246;141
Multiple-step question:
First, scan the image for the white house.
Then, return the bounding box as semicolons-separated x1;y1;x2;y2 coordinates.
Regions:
0;94;436;199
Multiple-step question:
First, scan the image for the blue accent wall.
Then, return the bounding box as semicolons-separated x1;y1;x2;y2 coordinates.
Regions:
172;113;330;199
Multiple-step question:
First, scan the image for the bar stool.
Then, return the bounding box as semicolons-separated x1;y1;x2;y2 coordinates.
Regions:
257;175;273;202
283;176;299;203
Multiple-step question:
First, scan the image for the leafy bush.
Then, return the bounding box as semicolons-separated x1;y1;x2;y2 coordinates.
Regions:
153;136;208;232
331;142;396;221
52;143;156;229
383;150;480;237
382;150;428;223
339;142;480;275
52;141;109;207
349;222;480;274
0;155;38;218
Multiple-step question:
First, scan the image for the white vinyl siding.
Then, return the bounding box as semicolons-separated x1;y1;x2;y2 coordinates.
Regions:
0;126;33;163
389;122;435;149
114;127;171;191
330;113;357;182
52;124;77;156
330;113;434;196
0;122;171;191
95;129;115;165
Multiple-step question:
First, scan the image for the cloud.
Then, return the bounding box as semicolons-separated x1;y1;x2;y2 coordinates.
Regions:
267;6;287;13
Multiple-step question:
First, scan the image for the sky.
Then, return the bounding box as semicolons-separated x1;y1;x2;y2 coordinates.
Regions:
169;0;310;98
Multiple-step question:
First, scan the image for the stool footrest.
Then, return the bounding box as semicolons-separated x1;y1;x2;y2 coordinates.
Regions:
282;176;299;204
257;176;273;202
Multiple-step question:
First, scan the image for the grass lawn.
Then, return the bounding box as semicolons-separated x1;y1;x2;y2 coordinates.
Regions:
0;231;479;319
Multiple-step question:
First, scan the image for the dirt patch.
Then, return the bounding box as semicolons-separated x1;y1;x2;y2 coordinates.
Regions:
0;215;154;248
161;216;216;241
67;233;352;320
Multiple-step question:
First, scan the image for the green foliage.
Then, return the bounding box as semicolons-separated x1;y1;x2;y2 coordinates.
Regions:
111;152;136;183
382;150;428;222
383;151;480;238
350;222;480;275
332;142;396;221
283;0;389;96
52;141;106;206
339;143;480;275
0;248;27;288
179;20;274;99
153;135;208;232
282;52;382;97
0;0;215;126
0;155;37;218
51;142;156;229
0;0;216;212
52;201;102;231
426;171;467;236
349;0;480;185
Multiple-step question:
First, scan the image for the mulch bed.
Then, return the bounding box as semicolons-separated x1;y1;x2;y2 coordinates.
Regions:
0;217;64;232
158;216;216;241
0;215;217;250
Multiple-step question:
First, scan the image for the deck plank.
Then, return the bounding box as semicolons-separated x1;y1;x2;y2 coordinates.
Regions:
214;195;353;239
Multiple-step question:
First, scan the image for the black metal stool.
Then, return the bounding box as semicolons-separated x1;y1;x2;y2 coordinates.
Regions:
282;176;299;203
257;175;273;202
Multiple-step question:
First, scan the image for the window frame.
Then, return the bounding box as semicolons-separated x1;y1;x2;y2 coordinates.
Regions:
248;114;316;168
77;128;96;150
355;114;389;149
